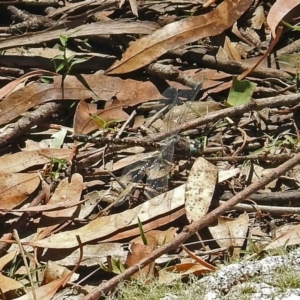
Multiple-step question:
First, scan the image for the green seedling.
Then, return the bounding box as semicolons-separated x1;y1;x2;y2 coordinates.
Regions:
89;114;119;133
99;258;126;275
52;32;90;75
43;156;68;181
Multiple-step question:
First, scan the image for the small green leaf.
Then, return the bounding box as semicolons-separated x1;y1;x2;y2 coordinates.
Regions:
59;35;68;47
67;55;75;64
51;54;64;61
55;62;66;73
89;114;106;128
284;134;295;145
40;76;53;84
225;76;256;107
282;20;300;32
70;57;90;66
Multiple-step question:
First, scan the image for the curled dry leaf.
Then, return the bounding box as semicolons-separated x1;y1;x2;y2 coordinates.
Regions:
159;262;212;284
106;0;254;74
0;70;57;99
185;157;218;223
267;0;300;38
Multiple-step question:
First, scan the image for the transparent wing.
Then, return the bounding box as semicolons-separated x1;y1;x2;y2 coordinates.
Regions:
146;140;175;205
146;85;201;205
116;85;200;207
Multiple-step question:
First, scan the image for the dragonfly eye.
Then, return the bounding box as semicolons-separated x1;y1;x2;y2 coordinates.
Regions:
189;140;202;155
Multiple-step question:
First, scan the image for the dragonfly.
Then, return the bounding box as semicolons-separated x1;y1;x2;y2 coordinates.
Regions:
73;84;201;206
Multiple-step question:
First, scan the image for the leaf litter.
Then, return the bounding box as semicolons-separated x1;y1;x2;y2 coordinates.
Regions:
1;0;300;298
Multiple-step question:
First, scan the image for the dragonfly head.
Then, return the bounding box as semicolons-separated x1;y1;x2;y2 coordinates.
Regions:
189;139;202;156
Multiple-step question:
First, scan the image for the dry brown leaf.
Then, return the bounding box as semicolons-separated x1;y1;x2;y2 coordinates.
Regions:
0;173;40;210
42;261;78;285
208;212;249;258
74;99;130;135
126;242;155;279
0;273;23;294
185;157;218;223
43;174;83;219
106;0;254;74
223;36;242;61
10;198;88;213
181;245;216;271
0;20;159;51
105;209;185;243
0;250;18;271
36;174;84;239
41;243;126;267
0;149;72;173
73;101;98;137
0;74;163;127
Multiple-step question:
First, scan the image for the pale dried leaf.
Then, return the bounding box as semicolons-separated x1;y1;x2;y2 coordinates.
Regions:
0;273;23;293
15;277;66;300
265;223;300;250
42;261;78;284
208;212;249;258
0;250;18;271
251;5;265;29
126;243;155;278
30;185;187;249
41;243;126;267
185;157;218;223
159;262;212;284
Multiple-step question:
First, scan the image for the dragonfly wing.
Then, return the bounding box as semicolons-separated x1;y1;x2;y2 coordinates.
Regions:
146;140;175;205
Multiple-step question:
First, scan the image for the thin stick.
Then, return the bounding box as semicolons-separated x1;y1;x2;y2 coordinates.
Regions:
13;229;37;300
